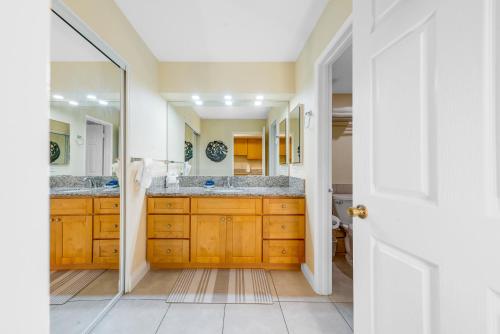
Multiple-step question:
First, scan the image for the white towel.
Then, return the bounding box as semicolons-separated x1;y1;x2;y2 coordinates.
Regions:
134;158;154;189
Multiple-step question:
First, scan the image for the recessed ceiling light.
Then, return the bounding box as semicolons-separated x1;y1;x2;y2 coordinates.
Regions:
68;100;79;106
254;101;262;106
256;95;264;100
195;100;203;106
86;94;97;100
192;95;200;101
98;100;109;106
52;94;64;100
224;95;232;100
225;100;233;106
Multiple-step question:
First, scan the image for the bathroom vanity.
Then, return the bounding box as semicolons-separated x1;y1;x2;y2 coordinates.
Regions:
146;177;306;270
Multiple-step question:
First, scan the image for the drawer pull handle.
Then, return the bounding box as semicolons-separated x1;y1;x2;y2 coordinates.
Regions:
113;249;118;254
166;248;172;254
281;225;286;230
167;224;172;229
167;203;173;208
114;224;118;229
281;249;287;255
220;217;226;223
281;204;287;208
113;203;119;208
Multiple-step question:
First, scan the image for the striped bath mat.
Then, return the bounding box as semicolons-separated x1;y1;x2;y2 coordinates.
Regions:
167;269;273;304
50;270;105;305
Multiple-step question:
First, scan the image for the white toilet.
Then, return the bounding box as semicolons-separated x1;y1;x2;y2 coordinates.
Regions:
332;193;353;266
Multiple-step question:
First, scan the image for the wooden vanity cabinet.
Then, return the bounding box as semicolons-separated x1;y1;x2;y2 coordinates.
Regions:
50;196;120;270
147;196;304;269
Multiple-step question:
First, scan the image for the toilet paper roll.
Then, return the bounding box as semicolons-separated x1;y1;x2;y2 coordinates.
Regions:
332;215;341;229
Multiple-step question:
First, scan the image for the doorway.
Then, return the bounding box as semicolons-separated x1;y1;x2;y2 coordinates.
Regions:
85;117;113;176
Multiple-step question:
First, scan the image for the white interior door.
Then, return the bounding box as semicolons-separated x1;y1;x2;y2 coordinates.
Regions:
86;122;104;176
354;0;500;333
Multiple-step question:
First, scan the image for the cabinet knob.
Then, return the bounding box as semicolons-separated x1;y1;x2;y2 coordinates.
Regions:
281;249;287;255
113;203;119;208
281;204;287;208
167;224;172;229
167;203;173;208
166;248;172;254
220;217;226;223
114;224;119;229
281;225;286;230
113;249;118;254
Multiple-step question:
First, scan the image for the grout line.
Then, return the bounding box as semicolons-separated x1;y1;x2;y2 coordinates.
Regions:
153;303;171;334
278;301;290;334
221;304;227;334
333;302;353;332
268;271;290;334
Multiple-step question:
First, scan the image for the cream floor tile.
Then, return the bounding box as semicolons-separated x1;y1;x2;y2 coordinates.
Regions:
335;302;353;330
50;300;110;334
72;270;119;301
329;264;353;303
91;300;169;334
266;271;279;302
122;269;181;299
281;302;353;334
156;304;224;334
224;303;288;334
270;270;331;302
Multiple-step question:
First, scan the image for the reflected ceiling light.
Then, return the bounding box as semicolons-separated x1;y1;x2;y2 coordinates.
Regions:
254;100;262;106
98;100;109;106
68;100;79;106
86;94;97;100
52;94;64;100
192;95;200;101
195;100;203;106
225;100;233;106
255;95;264;100
224;95;232;101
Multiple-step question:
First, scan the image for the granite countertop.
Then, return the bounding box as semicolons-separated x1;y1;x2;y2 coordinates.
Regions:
146;186;304;198
50;187;120;197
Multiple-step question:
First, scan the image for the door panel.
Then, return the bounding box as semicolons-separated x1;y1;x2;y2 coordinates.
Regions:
54;215;92;265
226;216;262;264
191;215;226;264
355;0;500;333
86;123;104;176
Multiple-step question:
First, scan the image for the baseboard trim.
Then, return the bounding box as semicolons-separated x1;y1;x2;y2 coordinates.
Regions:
301;263;316;291
128;261;149;293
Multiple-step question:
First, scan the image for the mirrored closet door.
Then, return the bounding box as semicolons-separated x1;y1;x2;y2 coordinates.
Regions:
49;8;125;333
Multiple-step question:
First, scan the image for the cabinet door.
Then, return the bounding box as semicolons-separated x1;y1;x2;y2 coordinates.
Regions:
234;138;248;156
93;239;119;265
54;215;93;266
247;138;262;160
226;216;262;264
191;215;226;264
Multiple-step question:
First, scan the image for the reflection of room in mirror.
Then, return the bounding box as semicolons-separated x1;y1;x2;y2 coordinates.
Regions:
289;104;303;164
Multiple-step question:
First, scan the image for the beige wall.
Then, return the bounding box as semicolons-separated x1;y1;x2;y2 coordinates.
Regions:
160;62;295;94
290;0;352;274
63;0;167;290
332;94;353;185
199;119;266;176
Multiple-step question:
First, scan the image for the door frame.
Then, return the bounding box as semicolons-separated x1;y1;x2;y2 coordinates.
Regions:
310;15;352;294
51;1;128;332
85;115;114;176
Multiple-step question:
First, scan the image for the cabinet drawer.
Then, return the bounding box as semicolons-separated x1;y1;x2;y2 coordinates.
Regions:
147;239;189;264
263;240;305;264
191;198;262;215
50;198;93;215
263;216;305;239
148;198;190;214
94;197;120;214
93;239;119;264
263;198;304;215
94;215;120;239
147;215;189;238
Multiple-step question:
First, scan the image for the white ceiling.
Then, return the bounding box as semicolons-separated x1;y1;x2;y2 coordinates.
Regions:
114;0;329;61
331;44;352;94
50;12;108;62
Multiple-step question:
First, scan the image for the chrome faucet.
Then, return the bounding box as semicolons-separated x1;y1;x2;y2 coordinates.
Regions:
83;177;95;188
225;176;232;188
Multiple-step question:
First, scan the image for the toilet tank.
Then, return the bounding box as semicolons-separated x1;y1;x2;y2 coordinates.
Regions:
333;193;353;226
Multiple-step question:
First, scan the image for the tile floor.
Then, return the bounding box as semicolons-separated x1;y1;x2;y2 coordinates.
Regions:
50;264;353;334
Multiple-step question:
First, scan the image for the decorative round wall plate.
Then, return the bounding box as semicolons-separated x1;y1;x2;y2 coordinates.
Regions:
185;141;193;161
206;140;228;162
50;141;61;163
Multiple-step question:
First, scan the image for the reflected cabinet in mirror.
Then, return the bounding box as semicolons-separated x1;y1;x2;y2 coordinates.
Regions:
289;104;303;164
49;9;124;331
278;117;288;165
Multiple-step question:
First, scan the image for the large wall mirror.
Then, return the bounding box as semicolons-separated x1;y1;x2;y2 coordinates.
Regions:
49;7;125;333
289;104;303;164
278;117;288;165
